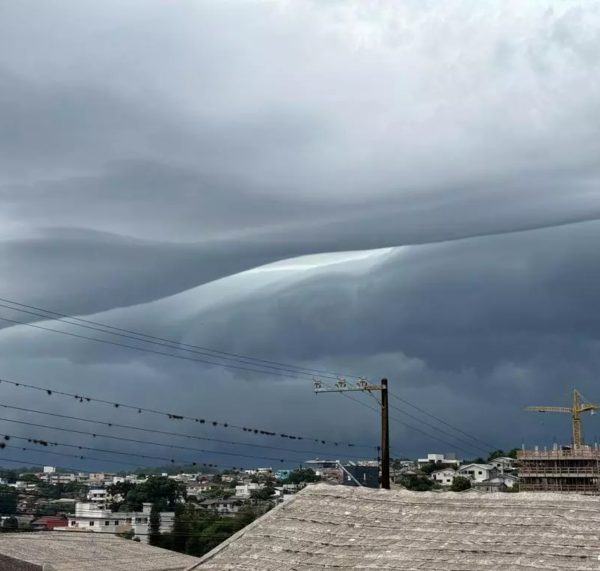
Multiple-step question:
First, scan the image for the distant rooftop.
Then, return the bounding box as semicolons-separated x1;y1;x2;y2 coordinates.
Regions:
0;532;201;571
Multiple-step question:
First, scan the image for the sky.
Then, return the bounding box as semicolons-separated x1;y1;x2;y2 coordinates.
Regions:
1;0;600;471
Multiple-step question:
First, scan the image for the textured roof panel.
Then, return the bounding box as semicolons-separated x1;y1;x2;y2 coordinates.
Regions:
193;483;600;570
0;532;201;571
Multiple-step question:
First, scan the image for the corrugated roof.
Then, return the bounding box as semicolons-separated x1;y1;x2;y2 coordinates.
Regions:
192;483;600;570
0;532;201;571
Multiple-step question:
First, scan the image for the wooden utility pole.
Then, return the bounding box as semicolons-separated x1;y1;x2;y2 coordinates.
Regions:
380;378;390;489
314;377;390;489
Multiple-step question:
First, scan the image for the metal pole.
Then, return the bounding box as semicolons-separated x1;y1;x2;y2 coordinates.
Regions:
381;378;390;489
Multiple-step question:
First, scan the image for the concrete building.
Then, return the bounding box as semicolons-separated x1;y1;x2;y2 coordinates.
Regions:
473;474;518;492
199;498;243;515
417;453;460;467
59;502;174;543
235;483;262;498
87;487;109;509
458;463;497;483
519;445;600;493
431;468;457;486
0;531;200;570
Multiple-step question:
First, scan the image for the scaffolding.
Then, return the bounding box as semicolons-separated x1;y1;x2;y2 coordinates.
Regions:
518;445;600;493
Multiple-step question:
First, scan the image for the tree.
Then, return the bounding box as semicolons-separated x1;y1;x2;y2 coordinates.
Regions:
284;468;319;485
170;504;191;553
0;485;18;515
399;474;434;492
450;476;471;492
419;463;452;476
121;477;186;511
1;516;18;531
148;504;162;547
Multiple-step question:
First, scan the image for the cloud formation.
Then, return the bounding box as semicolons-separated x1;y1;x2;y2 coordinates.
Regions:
0;1;600;467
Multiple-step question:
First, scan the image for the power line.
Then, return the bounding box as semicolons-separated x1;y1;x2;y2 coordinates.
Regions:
0;399;370;459
0;314;319;381
0;414;375;465
0;436;242;471
324;381;487;457
0;297;365;380
0;376;369;450
387;402;490;455
388;392;497;451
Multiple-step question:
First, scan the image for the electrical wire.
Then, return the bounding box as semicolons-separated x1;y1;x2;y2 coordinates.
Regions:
0;297;366;380
0;376;369;449
0;400;371;459
389;392;497;450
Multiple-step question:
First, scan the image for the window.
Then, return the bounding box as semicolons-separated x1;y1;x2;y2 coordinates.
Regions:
105;521;110;526
70;521;76;526
89;521;94;527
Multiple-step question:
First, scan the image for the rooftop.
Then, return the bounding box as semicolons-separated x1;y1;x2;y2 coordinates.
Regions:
193;483;600;570
0;532;201;571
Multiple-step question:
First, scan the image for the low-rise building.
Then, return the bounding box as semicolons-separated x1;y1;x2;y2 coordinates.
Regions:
199;498;243;515
417;453;460;468
431;468;457;486
235;483;263;498
473;474;518;492
458;463;497;483
59;502;174;543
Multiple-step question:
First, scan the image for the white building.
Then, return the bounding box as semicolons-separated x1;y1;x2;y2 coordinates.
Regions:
458;463;497;483
489;457;517;473
235;483;263;498
473;474;518;492
431;468;457;486
417;453;460;467
199;498;243;515
87;488;109;509
60;502;174;543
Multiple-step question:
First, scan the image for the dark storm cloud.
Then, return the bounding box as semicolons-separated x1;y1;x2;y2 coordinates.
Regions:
2;220;600;461
1;1;600;466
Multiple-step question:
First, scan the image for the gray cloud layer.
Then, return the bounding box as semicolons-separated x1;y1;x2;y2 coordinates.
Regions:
1;0;600;468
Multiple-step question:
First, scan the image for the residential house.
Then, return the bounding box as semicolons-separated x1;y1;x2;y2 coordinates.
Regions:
30;515;68;530
58;502;174;543
199;498;243;515
473;474;518;492
417;453;460;468
235;483;263;498
458;463;497;483
431;468;457;486
489;457;517;473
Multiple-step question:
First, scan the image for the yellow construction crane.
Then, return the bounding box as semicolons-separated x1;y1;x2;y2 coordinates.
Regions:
527;389;600;448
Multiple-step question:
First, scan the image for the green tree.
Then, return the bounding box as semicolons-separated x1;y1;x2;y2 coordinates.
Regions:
399;474;434;491
450;476;471;492
419;463;452;476
170;504;191;553
122;477;186;511
284;468;320;485
148;504;162;547
0;485;18;515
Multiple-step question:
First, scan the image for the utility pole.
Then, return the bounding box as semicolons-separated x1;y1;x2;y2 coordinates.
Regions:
314;377;390;490
380;378;389;489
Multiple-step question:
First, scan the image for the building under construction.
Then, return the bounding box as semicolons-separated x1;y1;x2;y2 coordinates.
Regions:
519;389;600;493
